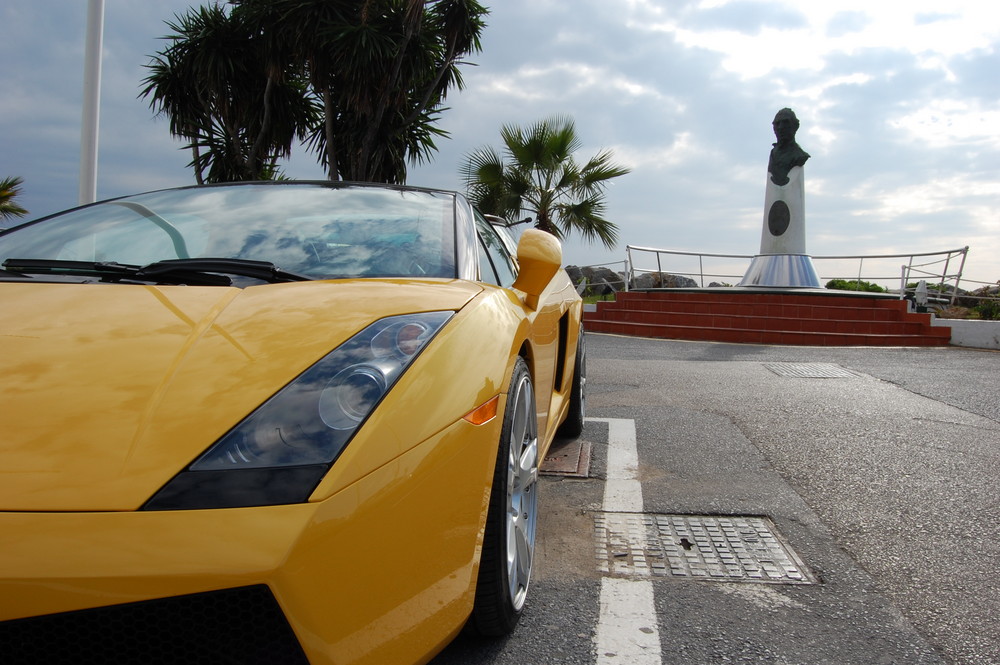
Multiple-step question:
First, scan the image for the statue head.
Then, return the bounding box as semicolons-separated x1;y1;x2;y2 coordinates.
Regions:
768;108;809;185
772;108;799;146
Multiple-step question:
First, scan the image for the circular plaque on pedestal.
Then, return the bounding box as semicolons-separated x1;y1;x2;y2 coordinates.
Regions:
768;200;790;236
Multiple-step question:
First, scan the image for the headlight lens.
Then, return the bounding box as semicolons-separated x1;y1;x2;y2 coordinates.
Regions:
143;311;453;510
319;359;398;430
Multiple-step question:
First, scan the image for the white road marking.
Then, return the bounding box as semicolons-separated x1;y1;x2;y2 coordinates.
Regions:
595;578;661;664
601;417;643;513
588;418;663;665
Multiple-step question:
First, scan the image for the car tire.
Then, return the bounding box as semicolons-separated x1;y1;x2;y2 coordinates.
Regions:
469;356;538;636
556;327;586;439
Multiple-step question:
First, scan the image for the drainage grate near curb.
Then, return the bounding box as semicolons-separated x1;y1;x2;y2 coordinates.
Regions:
594;513;815;584
763;362;858;379
541;439;591;478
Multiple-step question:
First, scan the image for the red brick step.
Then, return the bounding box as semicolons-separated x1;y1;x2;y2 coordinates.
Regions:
583;289;950;346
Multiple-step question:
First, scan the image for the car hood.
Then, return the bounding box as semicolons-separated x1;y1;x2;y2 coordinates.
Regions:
0;279;482;511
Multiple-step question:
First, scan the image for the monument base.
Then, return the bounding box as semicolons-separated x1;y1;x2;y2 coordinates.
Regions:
738;254;821;288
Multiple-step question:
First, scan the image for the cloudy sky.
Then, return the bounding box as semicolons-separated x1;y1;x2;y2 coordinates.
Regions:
3;0;998;287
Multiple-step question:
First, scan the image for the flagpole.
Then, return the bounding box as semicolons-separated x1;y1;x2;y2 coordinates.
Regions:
80;0;105;205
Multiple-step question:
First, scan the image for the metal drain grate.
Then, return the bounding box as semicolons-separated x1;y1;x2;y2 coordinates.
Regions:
594;513;815;584
540;439;591;478
763;362;858;379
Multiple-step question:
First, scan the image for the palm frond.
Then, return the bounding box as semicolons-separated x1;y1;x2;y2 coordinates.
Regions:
460;116;628;248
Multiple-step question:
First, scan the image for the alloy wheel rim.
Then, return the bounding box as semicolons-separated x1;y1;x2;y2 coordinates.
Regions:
505;373;538;611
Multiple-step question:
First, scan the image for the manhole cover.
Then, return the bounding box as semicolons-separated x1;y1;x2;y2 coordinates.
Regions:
594;513;815;584
763;362;858;379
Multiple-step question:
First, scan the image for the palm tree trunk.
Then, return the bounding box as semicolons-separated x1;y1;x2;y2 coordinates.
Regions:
324;90;339;181
187;121;205;185
360;0;422;181
534;213;558;236
192;145;204;185
536;221;557;234
247;72;276;180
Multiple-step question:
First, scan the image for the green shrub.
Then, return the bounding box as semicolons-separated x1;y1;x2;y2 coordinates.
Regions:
974;299;1000;320
825;279;888;293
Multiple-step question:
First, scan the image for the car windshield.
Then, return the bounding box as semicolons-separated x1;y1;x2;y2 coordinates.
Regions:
0;183;458;282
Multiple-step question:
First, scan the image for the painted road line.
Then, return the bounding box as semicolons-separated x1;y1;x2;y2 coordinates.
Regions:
595;578;661;664
600;417;643;513
588;418;663;665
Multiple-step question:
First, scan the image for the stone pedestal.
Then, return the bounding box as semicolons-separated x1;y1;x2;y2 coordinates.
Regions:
739;165;821;288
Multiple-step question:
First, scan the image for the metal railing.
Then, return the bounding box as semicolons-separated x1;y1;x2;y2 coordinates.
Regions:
572;260;628;295
945;276;1000;313
622;245;971;304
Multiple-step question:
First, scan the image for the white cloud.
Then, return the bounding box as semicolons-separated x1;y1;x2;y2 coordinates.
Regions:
849;177;1000;224
472;61;670;107
890;100;1000;149
615;132;700;170
628;0;1000;80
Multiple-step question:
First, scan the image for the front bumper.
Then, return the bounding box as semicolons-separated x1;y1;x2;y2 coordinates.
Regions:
0;416;503;665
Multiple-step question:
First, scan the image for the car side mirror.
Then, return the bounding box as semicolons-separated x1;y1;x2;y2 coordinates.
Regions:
512;229;562;310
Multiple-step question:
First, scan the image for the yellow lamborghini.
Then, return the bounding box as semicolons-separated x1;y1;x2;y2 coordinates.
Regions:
0;181;585;664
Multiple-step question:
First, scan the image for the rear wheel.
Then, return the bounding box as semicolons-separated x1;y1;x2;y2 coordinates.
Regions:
470;356;538;636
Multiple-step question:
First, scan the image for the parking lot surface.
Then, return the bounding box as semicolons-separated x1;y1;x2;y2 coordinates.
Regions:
433;334;1000;664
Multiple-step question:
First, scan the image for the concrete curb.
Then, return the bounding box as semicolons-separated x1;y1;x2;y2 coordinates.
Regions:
933;317;1000;350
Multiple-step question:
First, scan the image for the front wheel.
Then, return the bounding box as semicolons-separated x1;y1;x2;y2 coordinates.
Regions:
469;356;538;636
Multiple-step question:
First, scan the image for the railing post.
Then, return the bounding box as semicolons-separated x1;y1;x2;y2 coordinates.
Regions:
951;247;969;305
624;248;632;293
940;251;952;302
899;265;906;300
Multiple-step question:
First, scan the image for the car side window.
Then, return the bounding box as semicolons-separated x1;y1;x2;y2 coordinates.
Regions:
474;213;517;288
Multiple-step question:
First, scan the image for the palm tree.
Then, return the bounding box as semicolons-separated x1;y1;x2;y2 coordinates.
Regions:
234;0;488;183
141;5;319;183
461;116;630;249
0;176;28;221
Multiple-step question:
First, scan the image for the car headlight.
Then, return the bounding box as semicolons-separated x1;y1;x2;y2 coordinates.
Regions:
143;311;454;510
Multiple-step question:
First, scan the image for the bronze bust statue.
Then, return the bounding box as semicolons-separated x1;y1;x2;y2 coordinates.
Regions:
768;108;809;186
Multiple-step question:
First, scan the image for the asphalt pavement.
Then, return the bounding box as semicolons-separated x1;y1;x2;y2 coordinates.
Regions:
433;333;1000;665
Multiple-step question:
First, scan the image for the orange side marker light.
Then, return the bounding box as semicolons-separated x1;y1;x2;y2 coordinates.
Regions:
463;395;500;425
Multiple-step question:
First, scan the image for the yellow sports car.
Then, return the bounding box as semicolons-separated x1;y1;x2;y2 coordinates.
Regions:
0;182;585;664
